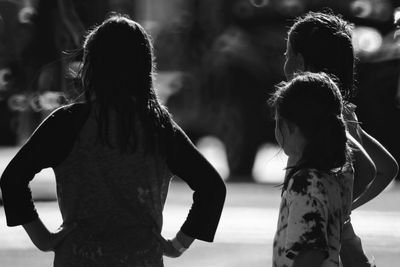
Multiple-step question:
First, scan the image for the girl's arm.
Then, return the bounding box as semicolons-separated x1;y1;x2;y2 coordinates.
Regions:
0;104;88;249
346;133;376;201
292;250;325;267
352;128;399;209
165;121;226;249
23;218;75;251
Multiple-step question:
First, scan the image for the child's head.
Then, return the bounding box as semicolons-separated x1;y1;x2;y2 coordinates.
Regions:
269;72;351;175
80;14;171;153
81;13;155;107
285;11;355;101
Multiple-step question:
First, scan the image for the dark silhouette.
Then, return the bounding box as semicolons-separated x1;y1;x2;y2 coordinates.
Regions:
0;14;226;266
285;11;398;267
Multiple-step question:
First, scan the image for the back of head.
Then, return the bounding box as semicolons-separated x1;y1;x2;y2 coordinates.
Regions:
288;11;355;101
82;14;153;107
80;14;171;153
269;72;352;180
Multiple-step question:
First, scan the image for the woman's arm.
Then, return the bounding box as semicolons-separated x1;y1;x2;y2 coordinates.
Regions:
344;106;377;203
292;250;325;267
352;128;399;209
166;121;227;244
346;133;376;202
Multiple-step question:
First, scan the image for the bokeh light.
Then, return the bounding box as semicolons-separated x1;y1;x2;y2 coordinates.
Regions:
196;136;230;180
352;26;383;54
248;0;270;8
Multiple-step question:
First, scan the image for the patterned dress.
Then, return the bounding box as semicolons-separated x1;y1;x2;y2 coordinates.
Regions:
273;167;353;267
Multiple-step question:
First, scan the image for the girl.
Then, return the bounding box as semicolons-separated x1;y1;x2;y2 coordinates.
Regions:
270;72;353;267
0;14;226;266
284;11;398;266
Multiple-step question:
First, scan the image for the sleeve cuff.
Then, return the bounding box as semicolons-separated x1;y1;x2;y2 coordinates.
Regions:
6;211;39;227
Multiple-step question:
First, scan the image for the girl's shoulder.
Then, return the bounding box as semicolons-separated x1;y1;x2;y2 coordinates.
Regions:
40;102;90;127
287;168;327;195
288;168;340;201
31;102;90;142
51;102;90;117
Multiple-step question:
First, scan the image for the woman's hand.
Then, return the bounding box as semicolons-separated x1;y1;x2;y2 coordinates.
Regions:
23;218;76;252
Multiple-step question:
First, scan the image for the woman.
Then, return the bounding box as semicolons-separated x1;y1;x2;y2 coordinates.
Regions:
0;14;226;266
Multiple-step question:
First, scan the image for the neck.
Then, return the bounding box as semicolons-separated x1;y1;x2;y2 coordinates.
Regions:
287;154;301;166
285;155;302;176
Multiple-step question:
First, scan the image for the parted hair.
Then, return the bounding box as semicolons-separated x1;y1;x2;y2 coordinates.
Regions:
269;72;352;189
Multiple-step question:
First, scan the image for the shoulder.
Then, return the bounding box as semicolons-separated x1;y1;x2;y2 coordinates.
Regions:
287;168;330;202
168;118;191;142
288;168;324;193
47;102;89;120
29;102;90;142
341;163;354;177
38;102;89;129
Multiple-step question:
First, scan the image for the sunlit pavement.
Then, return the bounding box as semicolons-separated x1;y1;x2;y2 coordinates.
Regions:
1;147;400;266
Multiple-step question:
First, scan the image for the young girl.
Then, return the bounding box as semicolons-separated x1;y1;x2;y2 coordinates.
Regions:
270;72;353;267
0;14;226;266
284;11;398;266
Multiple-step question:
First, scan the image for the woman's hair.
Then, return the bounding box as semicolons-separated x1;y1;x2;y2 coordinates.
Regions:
288;11;356;101
80;13;171;153
269;72;352;189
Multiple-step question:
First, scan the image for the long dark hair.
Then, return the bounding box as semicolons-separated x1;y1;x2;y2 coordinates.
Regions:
80;13;171;153
288;11;356;101
269;72;352;190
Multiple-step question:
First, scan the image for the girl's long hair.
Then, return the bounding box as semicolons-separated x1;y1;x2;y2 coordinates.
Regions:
80;13;171;153
269;72;352;191
288;11;356;102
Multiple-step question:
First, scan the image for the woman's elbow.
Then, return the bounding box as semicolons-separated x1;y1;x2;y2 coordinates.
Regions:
394;160;399;179
375;152;399;181
384;157;399;181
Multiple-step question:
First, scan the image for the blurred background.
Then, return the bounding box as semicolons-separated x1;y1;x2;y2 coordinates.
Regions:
0;0;400;266
1;0;400;183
